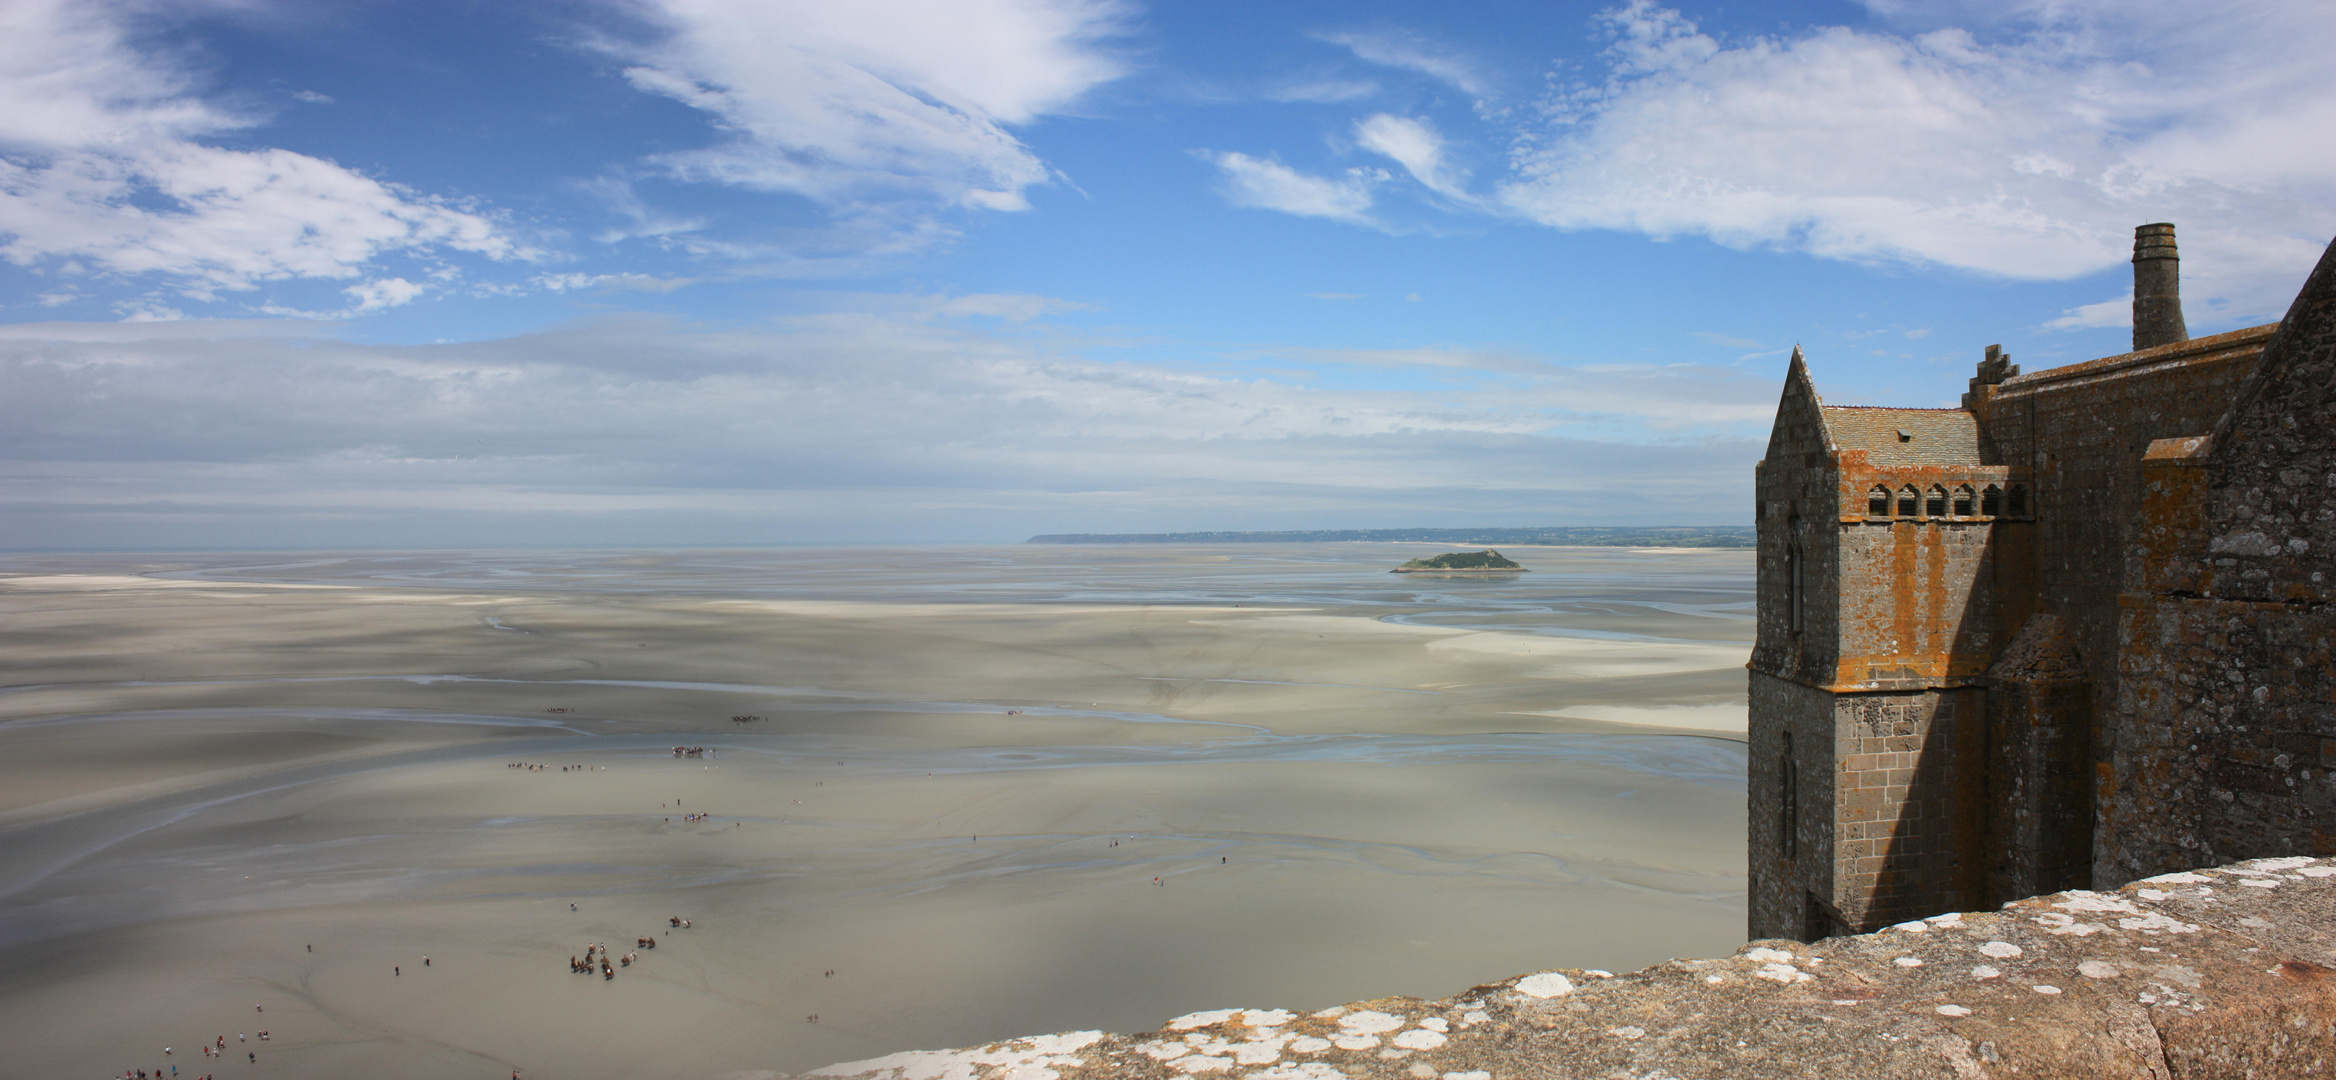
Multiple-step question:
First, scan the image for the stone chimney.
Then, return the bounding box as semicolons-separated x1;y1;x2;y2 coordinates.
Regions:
2132;223;2188;351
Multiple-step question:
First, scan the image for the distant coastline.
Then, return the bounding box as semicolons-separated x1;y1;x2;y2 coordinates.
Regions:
1026;526;1754;548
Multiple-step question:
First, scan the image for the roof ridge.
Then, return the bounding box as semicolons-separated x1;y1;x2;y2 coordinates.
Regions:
1821;405;1966;412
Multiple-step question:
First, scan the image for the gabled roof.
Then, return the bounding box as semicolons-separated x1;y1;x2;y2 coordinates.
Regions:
1821;406;1982;469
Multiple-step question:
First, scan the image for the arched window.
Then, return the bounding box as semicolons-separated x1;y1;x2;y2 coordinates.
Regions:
1926;485;1948;517
1781;729;1798;861
1981;484;2002;516
1953;485;1975;516
1897;485;1919;517
1868;486;1891;517
2008;485;2029;517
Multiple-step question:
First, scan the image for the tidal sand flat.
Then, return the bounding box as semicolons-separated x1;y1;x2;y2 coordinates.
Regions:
0;545;1752;1078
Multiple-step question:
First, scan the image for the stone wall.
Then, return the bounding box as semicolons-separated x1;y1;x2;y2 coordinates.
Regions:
2198;229;2336;608
1985;614;2094;903
1751;232;2332;945
1832;519;2001;689
1973;326;2271;749
1751;351;1843;690
1831;689;1988;932
2112;594;2336;882
807;855;2336;1080
2105;237;2336;887
1747;672;1836;940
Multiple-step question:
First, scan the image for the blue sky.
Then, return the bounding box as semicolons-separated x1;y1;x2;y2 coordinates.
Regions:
3;0;2331;548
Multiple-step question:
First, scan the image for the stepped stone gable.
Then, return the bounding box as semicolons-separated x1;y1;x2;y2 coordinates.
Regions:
1749;224;2336;941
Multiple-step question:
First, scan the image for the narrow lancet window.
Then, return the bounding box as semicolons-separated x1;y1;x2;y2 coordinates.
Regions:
2008;485;2029;517
1982;484;2002;516
1927;485;1948;517
1868;486;1891;517
1953;485;1974;516
1897;486;1919;517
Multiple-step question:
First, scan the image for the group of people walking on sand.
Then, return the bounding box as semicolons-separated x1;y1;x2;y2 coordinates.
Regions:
570;920;688;980
571;943;619;979
136;1030;260;1076
672;745;716;757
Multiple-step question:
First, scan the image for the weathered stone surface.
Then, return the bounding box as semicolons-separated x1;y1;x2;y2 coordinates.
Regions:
2104;235;2336;885
1987;614;2094;905
1749;228;2336;941
804;856;2336;1080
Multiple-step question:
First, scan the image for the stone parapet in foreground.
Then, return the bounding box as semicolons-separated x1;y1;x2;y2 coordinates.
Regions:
809;856;2336;1079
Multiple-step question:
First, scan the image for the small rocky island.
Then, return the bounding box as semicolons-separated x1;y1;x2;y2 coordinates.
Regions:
1391;549;1526;573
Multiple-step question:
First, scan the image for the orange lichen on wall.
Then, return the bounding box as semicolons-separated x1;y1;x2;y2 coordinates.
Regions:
1821;458;2009;691
1750;227;2336;943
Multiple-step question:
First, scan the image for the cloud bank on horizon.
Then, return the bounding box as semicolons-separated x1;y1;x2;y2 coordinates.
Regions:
1;0;2330;547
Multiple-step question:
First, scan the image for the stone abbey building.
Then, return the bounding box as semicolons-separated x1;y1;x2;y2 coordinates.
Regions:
1749;225;2336;940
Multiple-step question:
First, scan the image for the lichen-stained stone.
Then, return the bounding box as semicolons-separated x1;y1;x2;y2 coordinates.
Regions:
805;856;2336;1080
1751;230;2336;944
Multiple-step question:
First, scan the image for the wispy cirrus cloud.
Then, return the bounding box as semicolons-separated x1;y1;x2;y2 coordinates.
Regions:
1232;3;2333;328
1353;114;1469;201
1500;0;2336;325
0;0;527;315
1314;29;1491;99
1198;151;1381;225
603;0;1131;213
1268;77;1378;104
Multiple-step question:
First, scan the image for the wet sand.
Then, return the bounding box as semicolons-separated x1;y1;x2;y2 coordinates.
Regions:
0;545;1751;1078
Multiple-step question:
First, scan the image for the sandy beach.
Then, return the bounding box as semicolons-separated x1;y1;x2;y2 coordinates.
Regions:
0;545;1751;1078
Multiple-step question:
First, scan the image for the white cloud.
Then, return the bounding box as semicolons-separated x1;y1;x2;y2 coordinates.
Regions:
0;0;526;306
1270;78;1379;104
0;318;344;342
1316;30;1491;98
0;0;240;149
116;303;184;323
936;292;1093;321
607;0;1130;212
533;271;697;294
1287;344;1533;373
1354;114;1468;199
344;278;425;312
1498;1;2336;324
2045;293;2131;331
0;310;1766;546
1286;346;1774;426
290;90;333;105
1200;151;1378;224
577;175;709;243
0;144;516;297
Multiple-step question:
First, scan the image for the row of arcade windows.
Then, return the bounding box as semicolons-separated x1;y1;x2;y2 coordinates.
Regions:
1866;483;2025;519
